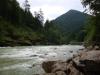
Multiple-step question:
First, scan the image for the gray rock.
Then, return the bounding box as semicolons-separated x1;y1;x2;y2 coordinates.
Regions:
55;71;66;75
52;61;67;72
73;51;100;75
42;61;56;73
43;73;55;75
42;50;100;75
69;51;73;53
30;55;38;57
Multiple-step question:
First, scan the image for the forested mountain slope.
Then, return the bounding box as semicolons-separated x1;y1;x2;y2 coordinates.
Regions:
52;10;90;43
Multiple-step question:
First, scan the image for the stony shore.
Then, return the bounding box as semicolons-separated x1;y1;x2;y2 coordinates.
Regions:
42;49;100;75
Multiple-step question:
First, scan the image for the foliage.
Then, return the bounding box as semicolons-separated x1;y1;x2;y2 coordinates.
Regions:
81;0;100;46
44;20;62;44
34;9;44;25
0;0;44;46
0;19;44;46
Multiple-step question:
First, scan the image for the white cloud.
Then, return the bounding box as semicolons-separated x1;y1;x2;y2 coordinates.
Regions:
31;5;66;20
17;0;84;20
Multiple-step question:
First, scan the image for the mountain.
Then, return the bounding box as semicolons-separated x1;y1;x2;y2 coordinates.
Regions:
52;9;89;32
52;9;90;43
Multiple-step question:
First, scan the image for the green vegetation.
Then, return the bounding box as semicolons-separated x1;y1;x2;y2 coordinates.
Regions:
81;0;100;46
0;0;44;46
1;0;98;46
0;0;63;46
52;10;90;44
44;20;63;44
0;19;44;46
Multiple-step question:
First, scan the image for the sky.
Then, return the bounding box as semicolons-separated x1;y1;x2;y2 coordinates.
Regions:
17;0;84;20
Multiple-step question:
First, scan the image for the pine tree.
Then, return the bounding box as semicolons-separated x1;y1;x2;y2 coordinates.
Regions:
24;0;30;12
34;9;44;25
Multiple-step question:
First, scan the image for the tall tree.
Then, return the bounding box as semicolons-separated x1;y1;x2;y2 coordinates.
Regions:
24;0;30;12
34;9;44;25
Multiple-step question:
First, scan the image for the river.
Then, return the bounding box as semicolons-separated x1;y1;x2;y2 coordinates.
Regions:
0;45;84;75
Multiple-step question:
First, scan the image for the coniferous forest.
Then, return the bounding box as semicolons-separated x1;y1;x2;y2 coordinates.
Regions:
0;0;45;46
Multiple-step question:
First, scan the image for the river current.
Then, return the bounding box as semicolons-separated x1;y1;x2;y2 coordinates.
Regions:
0;45;84;75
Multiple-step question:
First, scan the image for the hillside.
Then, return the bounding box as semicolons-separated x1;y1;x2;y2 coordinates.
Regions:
0;0;44;46
52;10;89;32
52;10;90;43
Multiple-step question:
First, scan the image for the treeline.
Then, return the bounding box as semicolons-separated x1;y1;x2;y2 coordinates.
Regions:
0;0;43;30
0;0;66;46
0;0;44;46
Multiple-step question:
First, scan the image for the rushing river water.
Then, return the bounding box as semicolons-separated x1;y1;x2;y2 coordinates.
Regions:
0;45;84;75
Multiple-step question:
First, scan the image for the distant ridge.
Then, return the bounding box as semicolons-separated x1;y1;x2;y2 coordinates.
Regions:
52;9;89;32
52;9;90;42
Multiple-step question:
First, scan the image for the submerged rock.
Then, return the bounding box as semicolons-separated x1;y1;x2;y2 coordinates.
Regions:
69;51;73;53
30;55;38;57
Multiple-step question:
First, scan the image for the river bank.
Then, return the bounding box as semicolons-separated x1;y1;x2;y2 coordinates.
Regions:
42;49;100;75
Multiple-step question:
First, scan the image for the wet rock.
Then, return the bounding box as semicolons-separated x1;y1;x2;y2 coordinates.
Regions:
45;53;48;55
94;45;100;50
55;71;66;75
52;56;56;57
66;61;83;75
42;60;67;73
28;63;37;68
64;54;66;55
28;66;33;68
43;71;66;75
73;50;100;75
42;50;100;75
42;61;56;73
86;46;93;50
79;48;84;51
69;51;73;53
43;73;55;75
54;48;57;50
39;55;45;58
52;61;67;72
66;58;72;63
32;64;36;67
34;74;40;75
30;55;38;57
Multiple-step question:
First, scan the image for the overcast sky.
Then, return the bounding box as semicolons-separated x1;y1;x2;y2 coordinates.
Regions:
17;0;84;20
